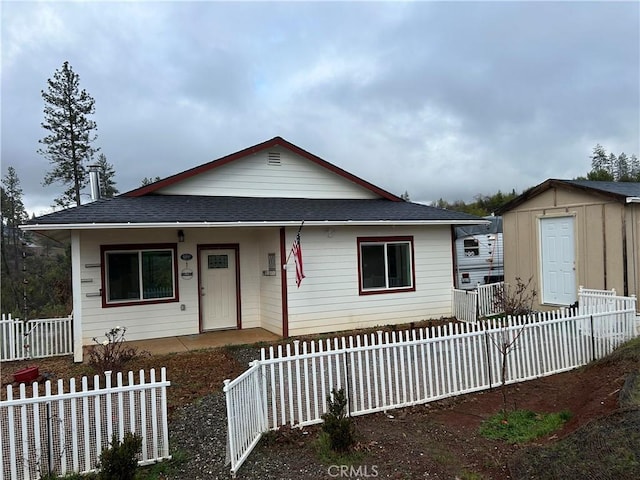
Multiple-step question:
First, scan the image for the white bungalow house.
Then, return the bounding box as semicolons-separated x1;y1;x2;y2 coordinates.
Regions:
22;137;485;361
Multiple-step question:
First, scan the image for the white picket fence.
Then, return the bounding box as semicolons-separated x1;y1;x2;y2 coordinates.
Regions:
224;291;637;475
578;287;638;337
0;368;171;480
452;282;505;322
1;314;73;361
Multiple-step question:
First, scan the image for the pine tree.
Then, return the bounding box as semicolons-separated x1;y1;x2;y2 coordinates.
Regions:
1;167;28;248
95;153;119;198
1;167;28;313
39;61;98;208
587;144;614;181
585;145;639;182
616;153;631;181
630;154;640;181
141;176;161;186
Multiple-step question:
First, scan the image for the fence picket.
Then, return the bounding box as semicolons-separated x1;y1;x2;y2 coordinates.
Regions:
224;289;637;475
1;315;73;361
2;367;171;480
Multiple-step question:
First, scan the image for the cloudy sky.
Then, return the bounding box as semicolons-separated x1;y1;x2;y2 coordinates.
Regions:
2;1;639;216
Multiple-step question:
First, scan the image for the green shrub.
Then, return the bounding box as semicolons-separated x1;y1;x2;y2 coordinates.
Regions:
97;432;142;480
321;388;356;453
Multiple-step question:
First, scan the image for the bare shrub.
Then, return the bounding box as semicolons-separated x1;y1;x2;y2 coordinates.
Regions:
88;326;149;374
493;277;537;317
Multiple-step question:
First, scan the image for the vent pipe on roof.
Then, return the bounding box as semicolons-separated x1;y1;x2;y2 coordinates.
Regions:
88;164;101;201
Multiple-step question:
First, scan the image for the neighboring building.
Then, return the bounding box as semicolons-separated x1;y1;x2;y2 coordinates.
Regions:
497;179;640;310
22;137;485;361
453;216;504;289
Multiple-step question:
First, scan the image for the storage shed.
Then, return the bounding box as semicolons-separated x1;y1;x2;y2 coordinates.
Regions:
497;179;640;309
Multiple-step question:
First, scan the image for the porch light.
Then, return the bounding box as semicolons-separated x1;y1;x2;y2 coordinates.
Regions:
178;230;185;242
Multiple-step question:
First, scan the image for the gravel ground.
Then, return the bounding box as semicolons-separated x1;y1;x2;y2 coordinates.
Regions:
166;346;277;480
166;346;334;479
167;390;337;480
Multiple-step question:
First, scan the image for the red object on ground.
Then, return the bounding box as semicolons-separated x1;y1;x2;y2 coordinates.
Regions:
13;366;39;383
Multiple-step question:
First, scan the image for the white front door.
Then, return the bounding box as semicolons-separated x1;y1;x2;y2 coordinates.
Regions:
540;216;577;305
200;248;238;330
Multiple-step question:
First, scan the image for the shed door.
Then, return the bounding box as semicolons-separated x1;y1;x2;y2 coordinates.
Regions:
200;249;238;330
540;216;576;305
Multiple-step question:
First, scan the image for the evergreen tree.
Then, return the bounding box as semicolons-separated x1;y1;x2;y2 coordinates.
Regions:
1;167;28;249
95;153;119;198
432;190;518;216
1;167;28;314
39;61;98;208
616;153;631;181
630;154;640;181
587;144;614;181
585;145;639;182
141;176;161;186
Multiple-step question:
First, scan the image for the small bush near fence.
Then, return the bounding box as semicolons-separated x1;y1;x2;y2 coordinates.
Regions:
97;432;142;480
321;388;356;454
88;326;149;375
0;368;170;480
225;288;637;475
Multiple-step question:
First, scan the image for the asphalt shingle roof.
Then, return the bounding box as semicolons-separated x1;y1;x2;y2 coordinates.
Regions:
497;179;640;214
564;180;640;197
26;196;483;226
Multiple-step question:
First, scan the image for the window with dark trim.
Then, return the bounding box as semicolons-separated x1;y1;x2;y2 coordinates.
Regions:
357;236;415;294
102;244;178;306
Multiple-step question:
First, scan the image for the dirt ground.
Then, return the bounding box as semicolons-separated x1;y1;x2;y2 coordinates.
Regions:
247;357;638;479
2;339;638;479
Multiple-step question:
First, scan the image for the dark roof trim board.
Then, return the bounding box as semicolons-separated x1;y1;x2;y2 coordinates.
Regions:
124;136;403;201
496;179;640;215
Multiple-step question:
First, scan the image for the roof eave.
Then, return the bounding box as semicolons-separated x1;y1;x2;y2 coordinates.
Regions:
21;219;489;231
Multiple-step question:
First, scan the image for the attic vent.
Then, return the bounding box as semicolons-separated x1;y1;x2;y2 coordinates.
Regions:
267;152;281;166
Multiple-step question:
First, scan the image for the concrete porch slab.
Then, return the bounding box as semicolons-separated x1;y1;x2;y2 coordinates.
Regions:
124;328;281;356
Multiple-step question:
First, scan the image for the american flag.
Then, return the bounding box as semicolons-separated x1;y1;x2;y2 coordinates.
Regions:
292;231;305;287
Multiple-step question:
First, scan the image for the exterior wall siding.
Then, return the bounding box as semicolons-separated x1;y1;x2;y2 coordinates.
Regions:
258;231;283;335
78;224;460;344
503;187;639;310
628;203;640;301
79;229;197;344
283;225;454;336
78;228;277;344
156;147;380;200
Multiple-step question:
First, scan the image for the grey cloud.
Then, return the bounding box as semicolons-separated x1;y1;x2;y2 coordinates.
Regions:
1;1;638;214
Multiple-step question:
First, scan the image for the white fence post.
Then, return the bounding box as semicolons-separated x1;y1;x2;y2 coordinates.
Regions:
0;368;171;480
225;289;638;475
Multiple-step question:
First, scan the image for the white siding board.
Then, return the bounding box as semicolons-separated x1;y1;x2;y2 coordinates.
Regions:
75;222;456;344
157;148;380;199
258;230;282;335
284;225;454;336
79;230;198;344
77;227;281;344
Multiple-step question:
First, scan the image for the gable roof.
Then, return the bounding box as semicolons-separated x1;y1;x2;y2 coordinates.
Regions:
496;179;640;214
23;136;489;233
24;196;484;231
124;136;402;201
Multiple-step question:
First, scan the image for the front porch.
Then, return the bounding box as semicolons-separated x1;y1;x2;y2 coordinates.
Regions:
120;327;281;356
